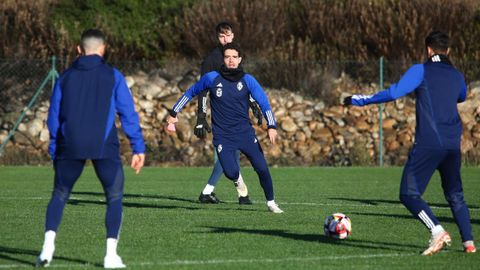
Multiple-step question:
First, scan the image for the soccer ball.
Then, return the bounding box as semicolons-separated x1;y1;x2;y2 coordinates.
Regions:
324;213;352;239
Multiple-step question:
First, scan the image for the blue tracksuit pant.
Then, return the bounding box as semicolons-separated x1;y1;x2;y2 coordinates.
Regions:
215;133;274;201
207;151;241;186
45;158;124;239
399;146;473;241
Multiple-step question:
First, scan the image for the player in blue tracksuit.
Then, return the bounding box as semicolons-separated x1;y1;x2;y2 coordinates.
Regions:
167;42;283;213
36;29;146;268
194;22;260;205
344;31;475;255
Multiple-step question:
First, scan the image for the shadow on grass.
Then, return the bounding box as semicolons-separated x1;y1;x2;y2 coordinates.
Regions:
68;191;258;212
0;245;102;267
70;191;261;212
68;198;202;211
328;197;479;209
72;191;199;204
349;211;480;225
202;226;424;252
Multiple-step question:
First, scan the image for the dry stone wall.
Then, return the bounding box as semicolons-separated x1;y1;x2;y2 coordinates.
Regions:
1;70;479;166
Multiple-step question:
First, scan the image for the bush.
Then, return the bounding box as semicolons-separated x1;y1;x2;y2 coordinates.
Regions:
0;0;65;59
50;0;194;62
179;0;480;97
2;0;480;98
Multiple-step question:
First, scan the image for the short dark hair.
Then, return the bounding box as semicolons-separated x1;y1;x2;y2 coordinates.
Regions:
425;31;449;53
215;22;233;36
222;42;242;57
81;28;106;44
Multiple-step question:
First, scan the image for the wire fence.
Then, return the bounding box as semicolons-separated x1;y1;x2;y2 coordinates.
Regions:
1;57;479;165
0;56;421;114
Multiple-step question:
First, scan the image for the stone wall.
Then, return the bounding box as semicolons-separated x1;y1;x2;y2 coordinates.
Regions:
1;70;479;166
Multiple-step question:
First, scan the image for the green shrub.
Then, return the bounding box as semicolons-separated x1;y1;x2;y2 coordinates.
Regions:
50;0;194;61
179;0;480;94
2;0;480;96
0;0;64;59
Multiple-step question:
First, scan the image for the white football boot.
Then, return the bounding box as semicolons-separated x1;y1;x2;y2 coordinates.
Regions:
104;254;126;269
267;202;284;213
422;230;451;256
234;175;248;197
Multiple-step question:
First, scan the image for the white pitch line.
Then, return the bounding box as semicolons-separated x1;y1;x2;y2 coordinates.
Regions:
0;252;417;269
0;197;46;200
136;252;418;266
0;196;478;211
224;200;480;211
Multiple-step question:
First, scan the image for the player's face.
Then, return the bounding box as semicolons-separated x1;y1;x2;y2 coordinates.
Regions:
224;49;242;69
218;30;234;46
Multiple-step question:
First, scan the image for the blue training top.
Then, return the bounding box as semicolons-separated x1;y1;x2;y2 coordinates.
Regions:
171;71;276;143
351;54;467;149
47;55;145;160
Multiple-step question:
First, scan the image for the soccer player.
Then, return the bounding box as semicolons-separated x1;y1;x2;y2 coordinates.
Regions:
194;22;262;205
344;31;475;255
36;29;146;268
167;42;283;213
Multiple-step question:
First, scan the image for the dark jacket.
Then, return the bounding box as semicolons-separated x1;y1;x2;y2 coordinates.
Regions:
172;71;276;144
350;54;467;149
47;55;145;159
200;46;224;75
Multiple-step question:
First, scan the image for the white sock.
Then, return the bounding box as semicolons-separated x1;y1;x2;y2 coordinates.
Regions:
106;238;119;257
43;230;56;247
202;184;215;195
267;200;276;207
431;225;445;236
40;230;56;259
235;174;248;197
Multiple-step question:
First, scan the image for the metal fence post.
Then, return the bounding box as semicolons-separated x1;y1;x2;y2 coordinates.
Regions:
51;56;57;91
378;57;384;167
0;56;59;156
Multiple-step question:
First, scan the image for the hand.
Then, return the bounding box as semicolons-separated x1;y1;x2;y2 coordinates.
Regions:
131;153;145;174
343;96;353;106
268;128;277;144
166;115;178;124
193;113;211;139
166;115;178;133
249;101;263;126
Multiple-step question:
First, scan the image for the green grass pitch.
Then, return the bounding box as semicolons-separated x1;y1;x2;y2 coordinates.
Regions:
0;166;479;269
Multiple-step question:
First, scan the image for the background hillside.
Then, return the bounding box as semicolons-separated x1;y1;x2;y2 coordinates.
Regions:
2;0;480;93
1;0;480;166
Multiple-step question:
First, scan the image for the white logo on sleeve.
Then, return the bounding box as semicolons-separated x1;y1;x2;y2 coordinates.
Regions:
254;138;258;143
237;82;243;91
217;144;223;153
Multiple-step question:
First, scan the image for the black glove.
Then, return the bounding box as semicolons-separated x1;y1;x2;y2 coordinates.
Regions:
343;96;353;106
194;113;211;139
249;101;263;126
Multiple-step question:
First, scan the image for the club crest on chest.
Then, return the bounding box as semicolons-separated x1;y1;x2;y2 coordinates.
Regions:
237;82;243;91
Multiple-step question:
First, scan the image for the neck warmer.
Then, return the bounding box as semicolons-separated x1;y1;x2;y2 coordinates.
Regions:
220;65;245;82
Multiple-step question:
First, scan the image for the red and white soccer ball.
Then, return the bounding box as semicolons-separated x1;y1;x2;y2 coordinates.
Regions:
324;213;352;239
